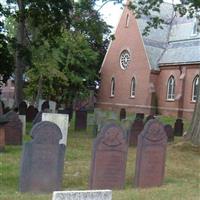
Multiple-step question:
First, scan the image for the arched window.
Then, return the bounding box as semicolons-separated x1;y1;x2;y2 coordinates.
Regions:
130;77;136;97
110;77;115;97
167;76;175;100
192;75;199;102
126;14;130;27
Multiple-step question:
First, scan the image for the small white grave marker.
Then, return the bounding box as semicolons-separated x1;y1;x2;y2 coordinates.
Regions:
52;190;112;200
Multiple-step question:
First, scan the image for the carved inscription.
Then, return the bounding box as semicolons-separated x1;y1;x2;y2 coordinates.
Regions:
134;119;167;188
90;123;128;189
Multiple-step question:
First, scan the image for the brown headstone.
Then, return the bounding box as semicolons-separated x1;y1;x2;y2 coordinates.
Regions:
75;110;87;131
90;123;128;189
135;113;145;120
20;121;66;193
119;108;126;121
129;119;144;146
134;119;167;188
0;126;5;152
26;106;38;122
174;118;184;136
19;101;27;115
4;111;22;145
164;124;174;142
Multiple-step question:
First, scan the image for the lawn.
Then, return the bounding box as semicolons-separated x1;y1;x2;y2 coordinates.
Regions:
0;115;199;200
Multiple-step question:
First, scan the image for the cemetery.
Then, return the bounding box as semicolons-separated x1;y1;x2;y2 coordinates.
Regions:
0;0;200;200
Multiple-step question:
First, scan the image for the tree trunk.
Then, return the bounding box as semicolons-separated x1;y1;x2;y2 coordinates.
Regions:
14;0;26;107
187;72;200;146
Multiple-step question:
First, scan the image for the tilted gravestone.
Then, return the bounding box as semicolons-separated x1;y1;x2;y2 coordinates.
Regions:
174;118;184;136
20;121;66;193
42;113;69;145
164;124;174;142
129;119;144;146
26;106;38;122
134;119;167;188
52;190;112;200
119;108;126;121
19;101;27;115
75;110;87;131
90;123;128;189
4;111;22;145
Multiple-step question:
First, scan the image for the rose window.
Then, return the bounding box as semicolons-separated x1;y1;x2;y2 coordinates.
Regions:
120;50;130;70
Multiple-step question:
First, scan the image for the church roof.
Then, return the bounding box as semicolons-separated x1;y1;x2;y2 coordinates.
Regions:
137;2;200;70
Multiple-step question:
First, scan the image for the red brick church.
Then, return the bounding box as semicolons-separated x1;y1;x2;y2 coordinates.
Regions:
96;2;200;120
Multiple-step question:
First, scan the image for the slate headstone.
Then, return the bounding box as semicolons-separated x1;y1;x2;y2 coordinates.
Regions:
174;118;184;136
0;126;5;152
90;123;128;189
19;101;27;115
41;100;50;111
42;113;69;145
52;190;112;200
164;124;174;142
26;106;38;122
119;108;126;121
4;111;22;145
135;113;145;120
32;111;43;125
134;119;167;188
129;119;144;146
75;110;87;131
20;121;66;193
0;101;3;115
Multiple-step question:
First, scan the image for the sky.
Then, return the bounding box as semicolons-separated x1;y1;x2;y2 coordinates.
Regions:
0;0;181;31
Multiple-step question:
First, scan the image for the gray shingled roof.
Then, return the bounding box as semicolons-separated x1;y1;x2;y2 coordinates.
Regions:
137;2;200;70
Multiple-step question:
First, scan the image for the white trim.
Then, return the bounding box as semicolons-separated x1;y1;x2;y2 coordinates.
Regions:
110;77;115;97
192;75;199;102
130;77;136;97
125;13;130;28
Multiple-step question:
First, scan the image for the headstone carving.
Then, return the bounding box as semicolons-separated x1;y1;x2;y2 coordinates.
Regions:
164;124;174;142
75;110;87;131
4;111;22;145
174;119;184;136
129;119;144;146
90;123;128;189
52;190;112;200
134;119;167;188
119;108;126;121
19;101;27;115
145;115;155;124
20;121;66;193
26;106;38;122
135;113;145;120
42;113;69;145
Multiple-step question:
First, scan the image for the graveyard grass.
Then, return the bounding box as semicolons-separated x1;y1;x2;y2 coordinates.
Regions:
0;115;199;200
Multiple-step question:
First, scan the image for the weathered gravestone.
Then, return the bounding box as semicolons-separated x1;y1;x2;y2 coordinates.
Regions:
20;121;65;193
129;119;144;146
145;115;155;124
135;113;145;120
119;108;126;121
134;119;167;188
19;101;27;115
164;124;174;142
32;111;43;125
174;118;184;136
4;111;22;145
52;190;112;200
75;110;87;131
90;123;128;189
0;126;5;152
42;113;69;145
58;107;73;122
26;106;38;122
0;101;3;115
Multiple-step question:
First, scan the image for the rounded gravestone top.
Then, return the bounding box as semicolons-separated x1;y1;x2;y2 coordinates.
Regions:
30;121;62;144
142;119;166;142
99;123;127;147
